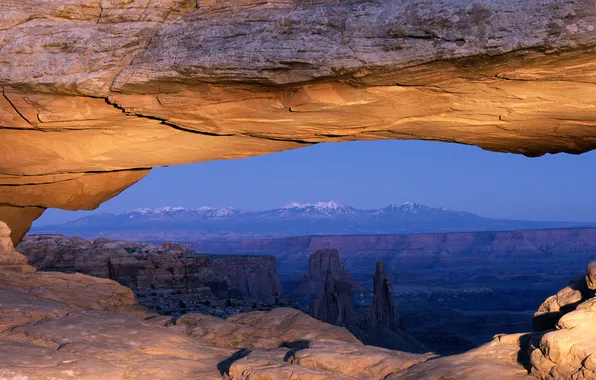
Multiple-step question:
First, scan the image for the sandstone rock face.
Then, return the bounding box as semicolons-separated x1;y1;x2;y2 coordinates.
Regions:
170;313;283;349
288;340;434;379
0;226;535;380
389;334;533;379
0;269;529;380
2;0;596;242
3;310;234;380
526;263;596;379
227;307;362;347
18;234;283;313
294;249;365;296
0;270;152;317
0;221;34;272
529;300;596;379
533;274;594;331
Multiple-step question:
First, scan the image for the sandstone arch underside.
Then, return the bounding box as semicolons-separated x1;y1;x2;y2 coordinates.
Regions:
2;0;596;243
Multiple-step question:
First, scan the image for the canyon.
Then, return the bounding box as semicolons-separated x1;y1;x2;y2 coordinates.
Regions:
3;222;596;378
190;227;596;276
17;234;285;316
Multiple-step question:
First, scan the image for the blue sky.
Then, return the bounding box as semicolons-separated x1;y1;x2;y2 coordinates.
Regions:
35;140;596;225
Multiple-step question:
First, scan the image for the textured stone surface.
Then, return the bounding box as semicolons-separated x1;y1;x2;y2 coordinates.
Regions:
227;307;362;346
18;234;283;314
533;274;594;331
0;221;34;271
0;270;152;317
310;270;355;326
388;334;532;379
0;206;44;245
170;313;283;349
3;310;233;380
288;340;433;378
527;266;596;379
2;0;596;242
294;248;365;296
227;348;358;380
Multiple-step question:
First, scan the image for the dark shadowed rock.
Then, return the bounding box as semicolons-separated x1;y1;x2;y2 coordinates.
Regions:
367;261;402;330
18;235;283;315
350;261;427;353
309;259;427;353
209;256;282;304
293;249;366;296
309;270;355;326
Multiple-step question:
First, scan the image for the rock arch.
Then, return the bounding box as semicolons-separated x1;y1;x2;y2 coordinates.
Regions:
2;0;596;243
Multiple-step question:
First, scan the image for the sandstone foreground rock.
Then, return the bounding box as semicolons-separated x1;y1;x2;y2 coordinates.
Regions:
2;0;596;241
8;223;596;379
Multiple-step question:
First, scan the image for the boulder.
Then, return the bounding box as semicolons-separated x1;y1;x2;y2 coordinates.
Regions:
529;302;596;379
532;274;591;331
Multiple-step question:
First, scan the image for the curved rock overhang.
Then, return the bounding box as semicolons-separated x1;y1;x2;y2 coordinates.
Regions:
1;0;596;243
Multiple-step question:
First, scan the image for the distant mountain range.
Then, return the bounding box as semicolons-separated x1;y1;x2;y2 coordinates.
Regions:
32;201;595;241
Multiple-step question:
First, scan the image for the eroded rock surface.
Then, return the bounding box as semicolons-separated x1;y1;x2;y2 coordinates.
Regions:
294;248;365;297
389;334;533;380
227;307;362;347
527;263;596;379
533;274;594;331
170;313;283;349
309;258;427;353
0;221;34;272
1;224;578;380
18;234;285;315
2;0;596;242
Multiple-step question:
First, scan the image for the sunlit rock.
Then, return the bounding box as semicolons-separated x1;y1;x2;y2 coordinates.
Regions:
2;0;596;243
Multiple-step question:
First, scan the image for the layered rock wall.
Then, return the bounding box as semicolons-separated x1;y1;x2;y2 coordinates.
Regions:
17;235;283;313
193;228;596;274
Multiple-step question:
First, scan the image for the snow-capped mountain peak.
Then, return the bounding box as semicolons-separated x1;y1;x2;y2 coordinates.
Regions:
279;201;355;216
282;200;347;209
126;206;239;219
35;201;584;238
131;206;187;215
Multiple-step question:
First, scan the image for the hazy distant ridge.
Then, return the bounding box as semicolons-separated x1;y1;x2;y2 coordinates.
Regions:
32;201;594;240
